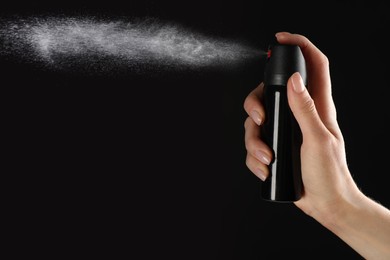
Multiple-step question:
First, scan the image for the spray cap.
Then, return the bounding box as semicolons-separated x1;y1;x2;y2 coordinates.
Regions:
264;44;307;86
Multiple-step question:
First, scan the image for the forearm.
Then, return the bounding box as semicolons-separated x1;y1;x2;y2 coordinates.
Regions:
320;192;390;259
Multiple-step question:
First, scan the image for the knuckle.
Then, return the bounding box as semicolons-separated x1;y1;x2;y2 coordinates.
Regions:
243;97;253;114
317;53;330;68
301;96;316;114
243;116;252;129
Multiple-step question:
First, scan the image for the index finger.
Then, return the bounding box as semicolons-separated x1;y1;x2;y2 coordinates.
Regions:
275;32;337;128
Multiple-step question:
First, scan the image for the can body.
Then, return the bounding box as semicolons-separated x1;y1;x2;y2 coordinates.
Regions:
260;44;306;202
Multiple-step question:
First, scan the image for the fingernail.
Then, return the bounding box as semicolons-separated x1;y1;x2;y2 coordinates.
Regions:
275;32;289;39
255;150;271;165
255;168;267;181
250;110;262;126
291;72;305;93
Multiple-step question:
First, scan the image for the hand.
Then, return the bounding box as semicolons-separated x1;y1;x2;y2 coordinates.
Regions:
244;32;363;219
243;32;390;259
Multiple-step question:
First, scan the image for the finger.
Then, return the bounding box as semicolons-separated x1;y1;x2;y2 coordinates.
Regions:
243;82;265;126
287;72;328;139
275;32;338;129
244;117;273;166
246;153;269;181
275;32;331;92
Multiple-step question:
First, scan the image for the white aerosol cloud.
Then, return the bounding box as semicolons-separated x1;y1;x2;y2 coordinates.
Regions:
0;16;264;73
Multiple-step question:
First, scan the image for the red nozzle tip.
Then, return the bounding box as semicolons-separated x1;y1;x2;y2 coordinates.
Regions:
267;49;271;58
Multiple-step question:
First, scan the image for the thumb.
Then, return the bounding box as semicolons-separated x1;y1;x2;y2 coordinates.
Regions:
287;72;327;138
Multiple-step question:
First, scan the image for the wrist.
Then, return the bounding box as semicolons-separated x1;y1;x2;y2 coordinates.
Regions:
314;185;390;259
316;185;367;233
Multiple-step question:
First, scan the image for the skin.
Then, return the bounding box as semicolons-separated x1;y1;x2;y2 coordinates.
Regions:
243;32;390;259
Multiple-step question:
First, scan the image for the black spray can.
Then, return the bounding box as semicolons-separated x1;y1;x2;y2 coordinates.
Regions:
261;44;307;202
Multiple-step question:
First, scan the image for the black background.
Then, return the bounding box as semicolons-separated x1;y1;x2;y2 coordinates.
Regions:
2;1;389;259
